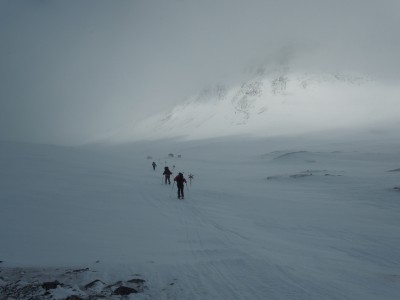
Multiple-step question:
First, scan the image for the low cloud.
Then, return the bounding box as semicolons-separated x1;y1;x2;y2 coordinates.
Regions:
1;0;399;144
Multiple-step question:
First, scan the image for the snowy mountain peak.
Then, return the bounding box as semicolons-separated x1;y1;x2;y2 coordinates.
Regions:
112;70;399;143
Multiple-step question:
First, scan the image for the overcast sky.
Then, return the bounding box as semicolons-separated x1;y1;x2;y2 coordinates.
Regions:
1;0;399;145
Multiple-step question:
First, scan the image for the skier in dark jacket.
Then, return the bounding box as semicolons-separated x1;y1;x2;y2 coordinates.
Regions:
152;161;157;171
163;166;173;184
174;172;187;199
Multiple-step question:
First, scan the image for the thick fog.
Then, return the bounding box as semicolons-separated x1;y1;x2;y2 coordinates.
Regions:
1;0;399;145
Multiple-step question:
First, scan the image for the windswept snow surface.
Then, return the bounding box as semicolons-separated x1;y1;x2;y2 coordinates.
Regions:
1;134;400;299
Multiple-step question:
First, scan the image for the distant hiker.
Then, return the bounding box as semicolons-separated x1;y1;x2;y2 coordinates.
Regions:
188;173;194;186
174;172;187;199
163;166;173;184
152;161;157;171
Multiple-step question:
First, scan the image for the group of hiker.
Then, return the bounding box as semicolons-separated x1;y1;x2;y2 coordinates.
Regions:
152;161;193;199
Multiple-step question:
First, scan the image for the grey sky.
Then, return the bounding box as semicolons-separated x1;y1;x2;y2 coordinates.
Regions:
1;0;399;145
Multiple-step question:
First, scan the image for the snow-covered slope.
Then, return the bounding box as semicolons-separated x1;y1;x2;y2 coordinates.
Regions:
113;70;400;142
1;134;400;299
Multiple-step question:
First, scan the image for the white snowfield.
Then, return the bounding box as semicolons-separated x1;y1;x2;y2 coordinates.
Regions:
1;132;400;299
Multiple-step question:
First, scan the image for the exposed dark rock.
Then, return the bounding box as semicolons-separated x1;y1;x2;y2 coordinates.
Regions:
67;268;89;274
65;296;83;300
290;172;312;178
127;278;146;284
113;286;138;295
42;280;60;290
1;267;147;298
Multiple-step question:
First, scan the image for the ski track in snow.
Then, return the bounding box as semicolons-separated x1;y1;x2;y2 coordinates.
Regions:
1;138;400;299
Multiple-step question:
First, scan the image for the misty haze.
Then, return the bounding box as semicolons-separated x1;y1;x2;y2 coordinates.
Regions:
1;1;399;299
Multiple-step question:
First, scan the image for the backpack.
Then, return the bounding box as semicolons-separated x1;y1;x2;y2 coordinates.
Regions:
177;173;184;185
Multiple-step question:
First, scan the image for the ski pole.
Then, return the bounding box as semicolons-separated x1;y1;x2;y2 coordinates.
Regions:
185;182;189;199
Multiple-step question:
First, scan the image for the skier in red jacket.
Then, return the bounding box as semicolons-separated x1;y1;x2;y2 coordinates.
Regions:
174;172;187;199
